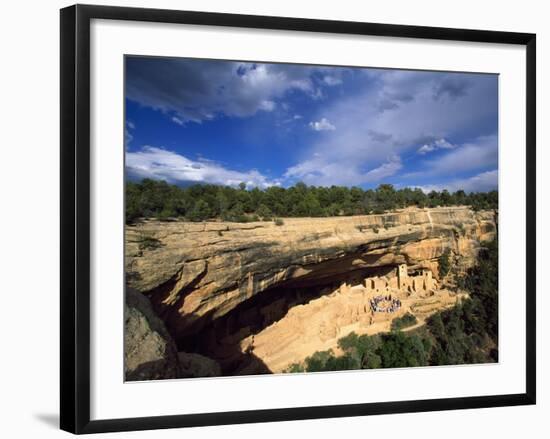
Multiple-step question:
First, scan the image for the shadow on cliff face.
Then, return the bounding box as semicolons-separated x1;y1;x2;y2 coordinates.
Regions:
125;285;271;379
173;265;397;376
174;307;273;376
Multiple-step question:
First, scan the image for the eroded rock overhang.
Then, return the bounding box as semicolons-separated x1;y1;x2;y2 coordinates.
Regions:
125;206;497;339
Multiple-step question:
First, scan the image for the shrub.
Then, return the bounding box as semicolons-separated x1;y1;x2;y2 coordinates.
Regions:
274;218;284;226
391;313;418;331
285;363;305;373
157;208;176;221
222;203;252;222
138;234;162;251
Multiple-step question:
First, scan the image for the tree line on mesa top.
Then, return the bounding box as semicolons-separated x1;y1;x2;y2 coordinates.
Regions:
126;178;498;224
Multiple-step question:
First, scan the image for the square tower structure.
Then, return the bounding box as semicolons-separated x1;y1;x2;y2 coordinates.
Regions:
397;263;408;289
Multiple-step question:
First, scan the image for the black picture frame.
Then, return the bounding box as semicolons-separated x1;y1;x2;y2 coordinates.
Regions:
60;4;536;434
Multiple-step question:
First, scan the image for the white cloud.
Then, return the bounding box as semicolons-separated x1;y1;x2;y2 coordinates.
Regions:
362;156;403;182
284;155;401;187
127;60;498;190
259;100;276;111
417;138;456;154
309;118;336;131
126;146;280;189
419;170;498;193
417;144;435;154
423;134;497;175
126;58;332;124
322;75;343;86
280;114;304;125
434;138;455;149
125;121;135;149
283;69;497;188
310;88;324;100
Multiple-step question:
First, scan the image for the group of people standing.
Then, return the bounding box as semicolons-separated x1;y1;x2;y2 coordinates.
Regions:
370;294;402;313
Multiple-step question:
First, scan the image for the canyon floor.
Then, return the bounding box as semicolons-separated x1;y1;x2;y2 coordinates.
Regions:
124;206;496;378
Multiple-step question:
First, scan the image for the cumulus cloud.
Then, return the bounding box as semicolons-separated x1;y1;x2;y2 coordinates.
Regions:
417;138;456;154
309;118;336;131
417;144;435;154
126;57;498;191
436;138;454;149
126;146;279;188
126;57;338;124
283;69;497;188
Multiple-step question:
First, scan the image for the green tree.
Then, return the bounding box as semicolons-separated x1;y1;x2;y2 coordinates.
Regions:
338;332;382;369
124;178;498;222
125;182;142;223
378;332;429;368
391;313;418;331
304;350;334;372
187;199;211;222
439;248;452;278
256;204;273;221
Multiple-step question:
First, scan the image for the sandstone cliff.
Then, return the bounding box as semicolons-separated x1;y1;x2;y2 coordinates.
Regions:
125;206;496;346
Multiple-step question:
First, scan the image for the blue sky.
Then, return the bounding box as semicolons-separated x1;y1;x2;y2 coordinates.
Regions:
125;56;498;192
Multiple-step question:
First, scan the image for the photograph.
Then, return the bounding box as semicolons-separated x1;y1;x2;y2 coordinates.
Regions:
123;55;499;381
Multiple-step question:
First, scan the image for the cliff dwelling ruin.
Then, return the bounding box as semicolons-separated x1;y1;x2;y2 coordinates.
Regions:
125;207;496;378
177;263;463;375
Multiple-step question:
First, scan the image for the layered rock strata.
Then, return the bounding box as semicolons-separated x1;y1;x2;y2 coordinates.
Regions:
125;206;496;345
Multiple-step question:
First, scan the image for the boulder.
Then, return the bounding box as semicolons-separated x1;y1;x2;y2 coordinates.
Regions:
177;352;222;378
124;288;179;381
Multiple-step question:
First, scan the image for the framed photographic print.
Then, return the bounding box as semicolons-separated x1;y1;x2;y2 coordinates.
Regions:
60;4;536;434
